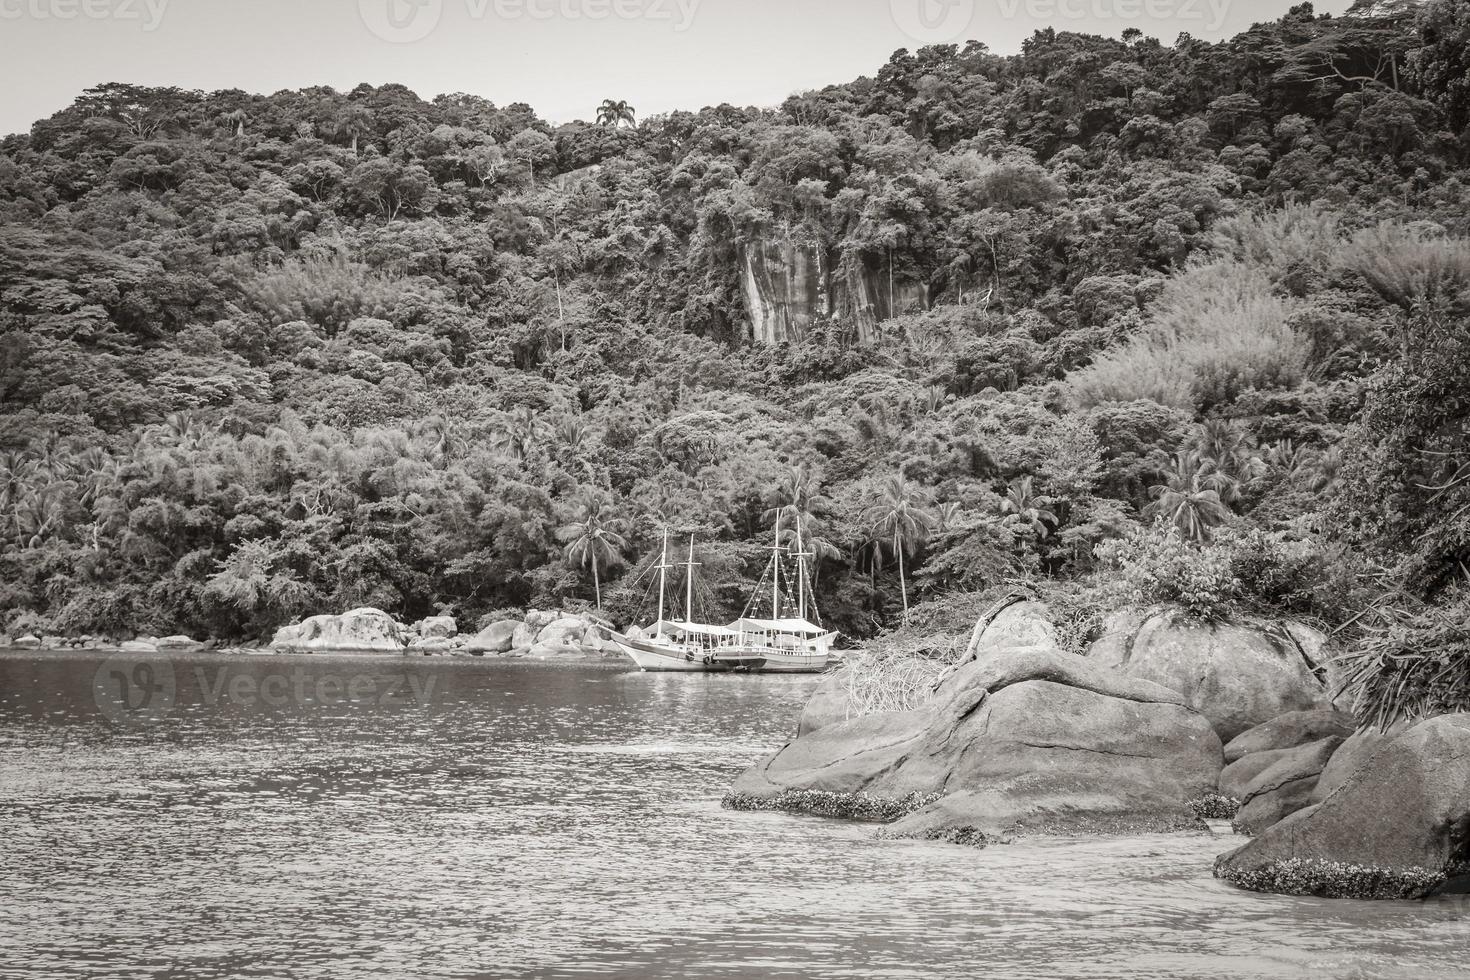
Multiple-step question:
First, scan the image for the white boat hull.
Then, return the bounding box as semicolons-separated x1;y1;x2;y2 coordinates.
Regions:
723;647;829;673
612;636;728;672
608;633;828;674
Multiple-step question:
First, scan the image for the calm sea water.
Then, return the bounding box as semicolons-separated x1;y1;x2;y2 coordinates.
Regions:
1;651;1466;980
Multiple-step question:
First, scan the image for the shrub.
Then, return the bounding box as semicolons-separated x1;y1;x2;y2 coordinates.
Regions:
1216;525;1327;616
1098;523;1242;620
1335;592;1470;730
1097;521;1341;623
1070;260;1310;411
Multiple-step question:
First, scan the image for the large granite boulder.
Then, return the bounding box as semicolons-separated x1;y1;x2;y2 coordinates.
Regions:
1088;608;1332;742
525;609;558;631
581;626;615;656
12;634;40;649
155;635;204;653
1219;744;1300;801
1310;726;1402;805
414;616;457;640
466;620;520;655
798;671;854;736
537;617;587;649
728;603;1223;845
510;622;539;652
1223;709;1356;763
271;608;405;654
1215;713;1470;898
1232;736;1345;836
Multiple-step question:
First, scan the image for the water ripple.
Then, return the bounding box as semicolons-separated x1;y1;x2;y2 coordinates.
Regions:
0;653;1466;980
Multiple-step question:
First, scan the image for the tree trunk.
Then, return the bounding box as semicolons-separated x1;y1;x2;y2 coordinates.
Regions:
898;544;909;624
593;559;601;612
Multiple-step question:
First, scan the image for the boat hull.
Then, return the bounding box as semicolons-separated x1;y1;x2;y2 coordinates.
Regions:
723;647;829;674
611;635;733;672
608;633;829;674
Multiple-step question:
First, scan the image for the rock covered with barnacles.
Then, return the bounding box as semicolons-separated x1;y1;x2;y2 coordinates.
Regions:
726;602;1224;845
1214;713;1470;899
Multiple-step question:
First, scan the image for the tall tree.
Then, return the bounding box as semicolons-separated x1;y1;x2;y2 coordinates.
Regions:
596;99;637;128
1145;452;1233;542
863;473;935;624
557;495;627;612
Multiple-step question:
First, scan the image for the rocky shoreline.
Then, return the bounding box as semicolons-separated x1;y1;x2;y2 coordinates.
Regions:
1;606;628;662
724;601;1470;901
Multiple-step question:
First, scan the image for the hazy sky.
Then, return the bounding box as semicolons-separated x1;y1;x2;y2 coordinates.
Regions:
0;0;1352;136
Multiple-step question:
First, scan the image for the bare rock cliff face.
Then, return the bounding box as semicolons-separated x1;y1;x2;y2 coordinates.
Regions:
738;236;927;345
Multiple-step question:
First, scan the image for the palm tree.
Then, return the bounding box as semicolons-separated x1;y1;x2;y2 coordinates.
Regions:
553;415;597;475
863;473;935;624
1146;451;1232;542
324;104;372;155
933;501;965;533
596;99;637;129
1194;419;1264;488
220;108;248;138
1309;446;1344;492
557;495;628;612
999;476;1058;538
491;407;543;462
763;466;843;580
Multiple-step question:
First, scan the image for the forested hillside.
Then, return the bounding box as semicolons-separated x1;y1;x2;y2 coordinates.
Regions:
2;0;1467;669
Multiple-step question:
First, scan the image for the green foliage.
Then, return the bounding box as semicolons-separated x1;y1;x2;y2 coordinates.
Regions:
1330;302;1470;597
1098;520;1338;623
1099;524;1243;620
1;8;1465;651
1070;261;1311;411
1409;0;1470;135
1336;591;1470;730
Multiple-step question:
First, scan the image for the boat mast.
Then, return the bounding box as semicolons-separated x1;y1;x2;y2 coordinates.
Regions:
684;534;699;624
772;511;782;620
655;529;670;639
795;516;809;622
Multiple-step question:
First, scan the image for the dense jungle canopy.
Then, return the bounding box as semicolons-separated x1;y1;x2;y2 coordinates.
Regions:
1;0;1467;687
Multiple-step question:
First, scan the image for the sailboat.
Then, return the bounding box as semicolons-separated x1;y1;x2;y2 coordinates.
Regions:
725;512;839;673
607;532;761;672
607;520;837;674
